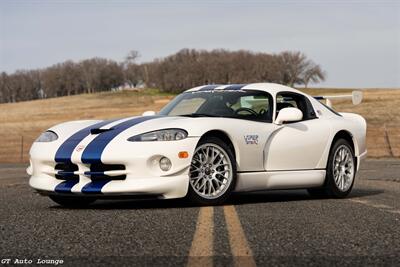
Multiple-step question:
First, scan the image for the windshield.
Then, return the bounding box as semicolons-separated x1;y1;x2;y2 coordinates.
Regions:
159;90;273;122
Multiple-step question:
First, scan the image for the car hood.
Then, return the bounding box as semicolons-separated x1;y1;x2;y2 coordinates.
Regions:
49;115;275;145
49;115;227;142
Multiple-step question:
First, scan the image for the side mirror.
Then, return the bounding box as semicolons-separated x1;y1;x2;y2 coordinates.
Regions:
275;107;303;125
142;110;156;116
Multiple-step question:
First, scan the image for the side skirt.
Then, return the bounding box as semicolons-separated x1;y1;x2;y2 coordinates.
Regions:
235;169;326;192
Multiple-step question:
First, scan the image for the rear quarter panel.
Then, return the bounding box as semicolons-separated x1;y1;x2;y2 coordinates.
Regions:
315;113;367;169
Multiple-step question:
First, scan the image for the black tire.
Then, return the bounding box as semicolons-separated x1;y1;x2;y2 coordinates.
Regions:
49;195;96;207
187;136;237;205
308;138;356;198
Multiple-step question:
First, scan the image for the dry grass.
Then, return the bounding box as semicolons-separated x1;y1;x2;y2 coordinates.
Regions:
0;87;399;162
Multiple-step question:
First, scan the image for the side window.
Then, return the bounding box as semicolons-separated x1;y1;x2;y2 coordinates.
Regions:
229;94;272;122
276;92;317;121
231;95;271;113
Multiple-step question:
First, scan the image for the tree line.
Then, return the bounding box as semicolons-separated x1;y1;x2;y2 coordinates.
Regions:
0;49;325;103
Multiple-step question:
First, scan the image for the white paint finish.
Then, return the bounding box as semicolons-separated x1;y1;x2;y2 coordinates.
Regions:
101;175;188;198
235;172;268;192
142;111;156;116
29;173;61;192
265;170;326;189
70;176;91;193
235;170;326;192
265;118;331;170
274;107;303;125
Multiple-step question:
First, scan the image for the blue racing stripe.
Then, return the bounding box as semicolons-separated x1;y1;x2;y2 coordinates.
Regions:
55;119;117;163
82;180;111;194
54;179;79;193
198;84;221;91
81;116;161;164
223;84;247;90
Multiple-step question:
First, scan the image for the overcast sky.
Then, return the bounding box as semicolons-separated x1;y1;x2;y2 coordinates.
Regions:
1;0;399;88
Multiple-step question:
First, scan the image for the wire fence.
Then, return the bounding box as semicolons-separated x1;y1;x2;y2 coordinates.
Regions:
366;124;399;157
0;133;37;163
0;125;399;163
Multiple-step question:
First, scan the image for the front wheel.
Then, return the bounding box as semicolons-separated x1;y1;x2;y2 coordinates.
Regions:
49;195;96;207
308;138;356;198
187;137;237;205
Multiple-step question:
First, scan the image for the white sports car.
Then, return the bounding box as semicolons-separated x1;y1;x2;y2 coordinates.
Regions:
28;83;367;206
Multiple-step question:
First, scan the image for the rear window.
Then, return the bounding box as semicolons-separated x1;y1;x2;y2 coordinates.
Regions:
319;101;342;117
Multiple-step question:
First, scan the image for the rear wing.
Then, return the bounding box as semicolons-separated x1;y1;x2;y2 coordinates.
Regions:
313;91;363;108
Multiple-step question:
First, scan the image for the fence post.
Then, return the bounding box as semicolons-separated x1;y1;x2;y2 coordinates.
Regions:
383;124;394;157
20;136;24;163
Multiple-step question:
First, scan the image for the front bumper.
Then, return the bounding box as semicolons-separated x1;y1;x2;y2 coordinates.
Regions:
28;137;200;199
30;174;189;199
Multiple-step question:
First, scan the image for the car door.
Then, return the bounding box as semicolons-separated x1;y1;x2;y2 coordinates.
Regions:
264;92;331;171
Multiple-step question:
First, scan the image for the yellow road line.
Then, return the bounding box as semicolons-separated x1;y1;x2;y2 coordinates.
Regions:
187;206;214;267
224;205;256;267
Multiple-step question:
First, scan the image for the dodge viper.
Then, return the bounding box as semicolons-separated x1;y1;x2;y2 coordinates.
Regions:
27;83;367;206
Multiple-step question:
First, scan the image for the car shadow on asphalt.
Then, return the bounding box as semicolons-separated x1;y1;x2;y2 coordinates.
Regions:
227;188;384;206
50;188;384;210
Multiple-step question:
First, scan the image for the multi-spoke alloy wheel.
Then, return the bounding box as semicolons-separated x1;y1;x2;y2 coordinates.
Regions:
333;145;354;192
188;137;236;205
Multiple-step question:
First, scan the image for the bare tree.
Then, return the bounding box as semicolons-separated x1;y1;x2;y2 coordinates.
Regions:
0;49;326;103
125;50;140;64
301;63;326;88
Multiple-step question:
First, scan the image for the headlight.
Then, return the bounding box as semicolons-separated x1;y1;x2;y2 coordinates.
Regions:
128;129;188;142
35;131;58;142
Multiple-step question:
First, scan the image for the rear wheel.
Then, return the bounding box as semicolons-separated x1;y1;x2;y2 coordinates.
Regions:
49;195;96;207
188;137;237;205
308;138;356;198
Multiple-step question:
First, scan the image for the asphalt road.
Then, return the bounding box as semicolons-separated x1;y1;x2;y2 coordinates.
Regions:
0;159;399;266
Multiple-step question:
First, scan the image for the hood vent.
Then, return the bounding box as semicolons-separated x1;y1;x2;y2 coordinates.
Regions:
90;128;113;135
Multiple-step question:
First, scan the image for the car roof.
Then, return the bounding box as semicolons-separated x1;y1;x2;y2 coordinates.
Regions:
185;83;305;95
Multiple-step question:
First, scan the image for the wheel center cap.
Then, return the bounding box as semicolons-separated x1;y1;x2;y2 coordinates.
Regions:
204;168;211;175
340;165;345;173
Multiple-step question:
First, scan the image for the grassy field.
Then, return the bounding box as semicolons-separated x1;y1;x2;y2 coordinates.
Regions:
0;88;399;162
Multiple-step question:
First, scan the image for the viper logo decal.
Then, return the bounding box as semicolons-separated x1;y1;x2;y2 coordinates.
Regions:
75;144;85;152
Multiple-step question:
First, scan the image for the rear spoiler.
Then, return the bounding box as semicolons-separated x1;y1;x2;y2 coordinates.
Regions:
313;91;363;108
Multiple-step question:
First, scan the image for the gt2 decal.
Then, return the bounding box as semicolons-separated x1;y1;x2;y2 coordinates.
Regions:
244;135;259;145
